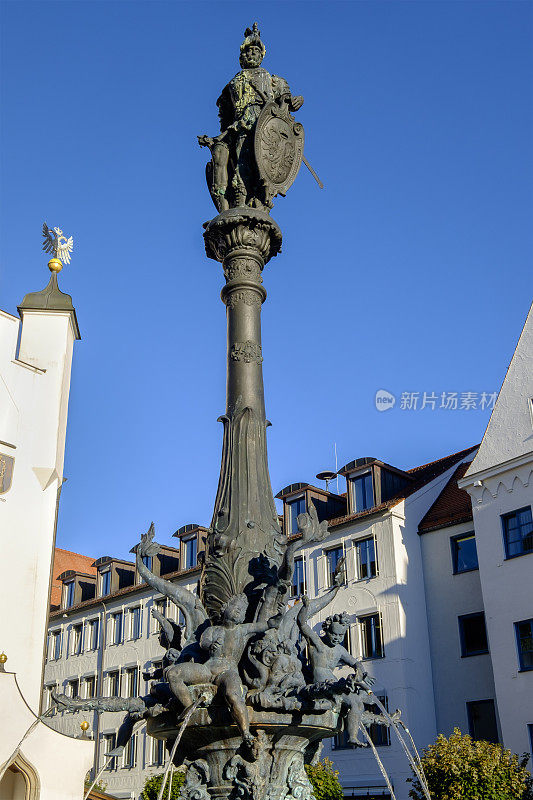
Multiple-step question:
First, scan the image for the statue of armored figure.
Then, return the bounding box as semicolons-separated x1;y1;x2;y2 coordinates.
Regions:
198;23;304;212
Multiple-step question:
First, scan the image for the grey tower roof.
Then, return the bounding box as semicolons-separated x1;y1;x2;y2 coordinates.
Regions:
18;272;81;339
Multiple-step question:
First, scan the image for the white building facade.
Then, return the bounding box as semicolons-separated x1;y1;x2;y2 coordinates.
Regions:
0;263;94;799
459;302;533;759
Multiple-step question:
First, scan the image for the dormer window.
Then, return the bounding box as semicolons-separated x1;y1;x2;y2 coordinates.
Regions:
183;536;198;570
350;472;374;512
64;581;75;609
100;569;111;596
287;495;306;535
142;555;153;571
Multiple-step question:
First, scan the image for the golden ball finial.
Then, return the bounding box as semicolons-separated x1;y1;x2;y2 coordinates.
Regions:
0;653;7;664
80;720;90;732
48;258;63;273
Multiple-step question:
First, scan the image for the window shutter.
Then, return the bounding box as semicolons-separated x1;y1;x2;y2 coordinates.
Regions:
345;542;356;583
316;554;327;590
348;623;360;658
372;526;379;576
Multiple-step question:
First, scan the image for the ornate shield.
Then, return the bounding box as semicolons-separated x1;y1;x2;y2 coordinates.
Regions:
0;453;14;494
254;102;304;200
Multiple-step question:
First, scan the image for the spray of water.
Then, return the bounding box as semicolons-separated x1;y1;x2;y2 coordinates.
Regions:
156;694;207;800
367;692;432;800
359;725;397;800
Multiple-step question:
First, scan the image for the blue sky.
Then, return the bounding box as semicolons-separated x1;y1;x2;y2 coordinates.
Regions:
1;1;532;559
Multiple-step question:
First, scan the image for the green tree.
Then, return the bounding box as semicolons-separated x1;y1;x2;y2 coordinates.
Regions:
408;728;533;800
305;757;344;800
140;770;185;800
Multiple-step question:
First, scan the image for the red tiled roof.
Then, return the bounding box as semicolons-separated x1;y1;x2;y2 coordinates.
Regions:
327;445;478;530
50;548;97;609
418;462;473;533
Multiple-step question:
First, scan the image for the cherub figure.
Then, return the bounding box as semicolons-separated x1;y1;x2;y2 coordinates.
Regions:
165;593;280;746
297;600;375;746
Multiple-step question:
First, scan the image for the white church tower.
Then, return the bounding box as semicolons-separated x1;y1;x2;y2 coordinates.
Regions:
0;239;94;799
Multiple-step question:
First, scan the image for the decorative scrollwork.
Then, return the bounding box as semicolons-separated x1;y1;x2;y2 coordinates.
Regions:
225;290;262;309
230;341;263;364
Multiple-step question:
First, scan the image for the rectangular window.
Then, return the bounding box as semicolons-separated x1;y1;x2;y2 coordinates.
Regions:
351;472;374;512
151;737;165;766
100;569;111;596
44;684;57;714
125;666;138;697
130;607;141;640
515;619;533;671
112;611;123;645
85;675;96;698
71;624;83;656
528;724;533;758
287;496;306;535
64;581;75;609
503;507;533;558
108;671;120;696
359;613;384;659
467;699;499;743
459;613;489;657
368;695;391;746
291;557;306;598
88;619;99;651
102;733;117;770
67;678;79;699
123;734;136;769
326;546;344;588
354;537;377;580
142;555;152;571
451;532;478;573
50;631;62;661
183;537;198;570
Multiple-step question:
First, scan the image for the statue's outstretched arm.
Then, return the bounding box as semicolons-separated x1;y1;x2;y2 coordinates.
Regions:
134;524;208;635
296;597;322;649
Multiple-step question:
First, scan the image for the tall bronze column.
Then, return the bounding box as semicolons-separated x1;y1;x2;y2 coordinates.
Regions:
202;208;284;620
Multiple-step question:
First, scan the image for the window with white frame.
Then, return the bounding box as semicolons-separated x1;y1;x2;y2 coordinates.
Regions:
87;618;99;651
67;678;79;699
108;670;120;697
129;607;141;640
100;569;111;596
49;630;62;661
353;536;377;580
43;683;57;714
123;734;136;769
151;736;165;766
325;546;344;587
71;623;83;656
350;471;374;512
111;611;123;645
124;666;138;697
64;581;75;609
183;536;198;570
291;557;306;597
84;675;96;699
359;613;384;659
102;733;117;770
152;599;167;632
287;496;306;535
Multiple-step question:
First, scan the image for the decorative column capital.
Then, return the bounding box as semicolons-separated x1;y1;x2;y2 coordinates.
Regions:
203;208;282;267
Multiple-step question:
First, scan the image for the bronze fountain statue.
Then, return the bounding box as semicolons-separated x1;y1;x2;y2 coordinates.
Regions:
54;24;407;800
